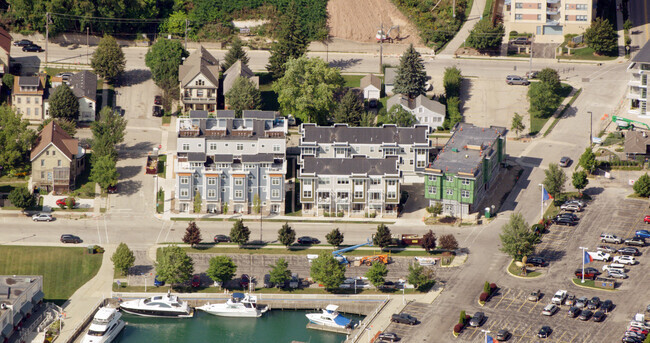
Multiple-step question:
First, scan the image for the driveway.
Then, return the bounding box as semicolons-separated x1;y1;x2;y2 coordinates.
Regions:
42;195;93;211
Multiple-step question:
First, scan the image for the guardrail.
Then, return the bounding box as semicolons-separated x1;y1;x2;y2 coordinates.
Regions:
347;296;390;343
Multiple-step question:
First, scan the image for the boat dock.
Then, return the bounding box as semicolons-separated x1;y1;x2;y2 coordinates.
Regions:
306;323;353;334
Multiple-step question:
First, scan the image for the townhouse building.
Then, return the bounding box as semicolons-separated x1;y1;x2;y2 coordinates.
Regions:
174;110;287;214
12;75;46;123
0;275;44;342
627;41;650;117
506;0;594;40
299;123;431;183
424;123;507;217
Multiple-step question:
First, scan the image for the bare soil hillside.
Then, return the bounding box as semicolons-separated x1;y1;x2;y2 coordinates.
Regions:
326;0;422;46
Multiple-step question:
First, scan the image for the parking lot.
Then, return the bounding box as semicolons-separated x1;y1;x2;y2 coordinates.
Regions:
382;302;436;342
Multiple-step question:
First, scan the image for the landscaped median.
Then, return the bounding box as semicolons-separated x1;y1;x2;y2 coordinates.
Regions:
174;244;447;258
507;260;541;278
571;278;617;291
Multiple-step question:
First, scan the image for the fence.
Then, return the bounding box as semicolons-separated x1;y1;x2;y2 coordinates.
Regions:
63;298;108;343
347;296;390;343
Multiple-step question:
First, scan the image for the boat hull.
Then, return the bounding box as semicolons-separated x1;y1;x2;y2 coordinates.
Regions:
197;305;265;318
119;306;193;318
305;314;350;329
81;320;126;343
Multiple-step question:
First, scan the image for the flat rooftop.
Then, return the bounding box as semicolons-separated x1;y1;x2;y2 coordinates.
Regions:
0;276;43;315
301;124;429;146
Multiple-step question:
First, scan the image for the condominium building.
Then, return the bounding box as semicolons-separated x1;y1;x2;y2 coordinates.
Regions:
299;155;401;217
174;110;287;214
627;41;650;117
424;123;507;217
299;124;431;183
506;0;594;39
0;276;44;342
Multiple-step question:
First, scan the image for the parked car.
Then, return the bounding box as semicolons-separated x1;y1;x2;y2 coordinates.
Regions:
391;313;417;325
625;237;646;247
297;236;320;245
154;95;162;105
56;198;76;208
600;234;623;244
32;213;53;222
607;270;628;279
376;332;399;342
214;234;231;243
528;290;541;302
527;257;546;267
557;213;579;221
575;296;589;309
597;245;616;254
551;290;567;305
496;329;510;341
575;269;598;280
368;99;378;108
469;312;485;327
635;230;650;238
526;70;539;79
645;215;650;224
552;217;576;226
60;234;81;243
565;199;586;207
559;156;571;167
542;304;558;316
560;203;582;212
601;300;614;313
191;275;200;288
578;310;593;321
23;44;43;52
567;306;581;318
287;114;296;126
153;275;165;287
538;326;552;338
587;297;601;310
622;336;644;343
565;294;576;306
13;39;33;46
617;247;640;256
152;105;162;117
593;311;606;322
510;37;531;45
506;75;530;86
107;184;118;194
602;264;625;273
613;255;637;265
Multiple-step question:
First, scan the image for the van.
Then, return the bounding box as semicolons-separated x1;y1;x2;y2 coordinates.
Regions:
602;264;624;273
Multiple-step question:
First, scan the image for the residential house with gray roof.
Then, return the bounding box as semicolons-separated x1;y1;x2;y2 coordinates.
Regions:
223;60;259;109
424;123;507;217
627;41;650;117
387;94;445;129
360;74;381;100
384;68;397;95
12;75;46;123
179;46;220;112
174;110;287;214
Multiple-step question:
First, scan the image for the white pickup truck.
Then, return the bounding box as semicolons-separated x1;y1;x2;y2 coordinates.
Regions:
551;290;567;305
588;251;611;262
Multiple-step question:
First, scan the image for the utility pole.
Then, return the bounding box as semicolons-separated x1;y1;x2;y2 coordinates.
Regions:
379;22;384;74
184;19;189;50
529;36;533;74
45;12;50;65
453;0;456;18
86;27;89;65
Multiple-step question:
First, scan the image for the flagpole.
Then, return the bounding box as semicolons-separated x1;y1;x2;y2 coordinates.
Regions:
539;184;544;221
579;246;588;283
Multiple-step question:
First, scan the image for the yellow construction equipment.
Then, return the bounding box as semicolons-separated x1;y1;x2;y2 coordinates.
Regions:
358;254;391;266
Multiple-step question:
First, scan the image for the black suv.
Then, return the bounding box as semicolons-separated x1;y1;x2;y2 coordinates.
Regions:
552;217;576;226
297;236;320;245
60;234;82;243
23;44;43;52
214;234;231;243
527;257;546;267
617;247;640;256
557;213;579;221
13;39;33;46
391;313;417;325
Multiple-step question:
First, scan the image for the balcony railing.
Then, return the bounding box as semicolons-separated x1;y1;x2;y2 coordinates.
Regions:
317;197;331;204
336;197;350;204
546;0;560;4
546;8;560;15
182;97;217;103
546;19;559;25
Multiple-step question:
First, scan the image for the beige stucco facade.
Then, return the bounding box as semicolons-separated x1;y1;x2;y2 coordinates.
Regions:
505;0;595;42
12;75;46;123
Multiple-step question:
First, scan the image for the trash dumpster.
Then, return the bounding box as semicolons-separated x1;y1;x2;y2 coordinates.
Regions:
87;245;95;254
485;207;491;219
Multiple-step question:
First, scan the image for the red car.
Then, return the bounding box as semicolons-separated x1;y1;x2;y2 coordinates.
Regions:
644;215;650;224
191;275;200;288
154;95;162;105
56;198;75;207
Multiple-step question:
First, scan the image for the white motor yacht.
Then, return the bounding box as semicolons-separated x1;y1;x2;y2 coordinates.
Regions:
197;292;268;318
119;291;193;318
306;304;355;329
81;307;125;343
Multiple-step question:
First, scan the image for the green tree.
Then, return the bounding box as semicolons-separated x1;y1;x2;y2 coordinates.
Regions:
156;245;194;287
49;84;79;121
572;171;589;196
439;234;459;251
537;68;561;92
91;107;127;162
326;228;344;247
365;262;388;288
421;230;437;252
222;37;250;72
633;173;650;197
445;97;463;130
266;2;308;79
90;154;119;191
511;113;525;138
111;242;135;276
578;147;596;174
333;89;364;126
584;18;618;55
392;44;427;99
527;82;559;118
466;18;505;50
427;202;443;217
193;191;202;213
373;224;392;248
277;222;296;247
0;106;36;175
91;35;125;83
182;221;202;248
225;76;262;117
2;74;14;90
543;163;567;199
272;57;344;124
253;194;261;214
269;258;291;286
222;202;229;214
499;213;537;261
443;66;462;98
230;219;250;246
8;187;34;210
206;255;237;285
309;253;346;289
145;39;189;110
38;118;77;137
624;19;633;32
359;112;376;127
65;197;75;209
161;10;188;36
407;263;432;289
386;104;416;127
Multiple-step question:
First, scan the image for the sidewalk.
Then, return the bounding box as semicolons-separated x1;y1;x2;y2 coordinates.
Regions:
438;0;486;55
532;86;580;138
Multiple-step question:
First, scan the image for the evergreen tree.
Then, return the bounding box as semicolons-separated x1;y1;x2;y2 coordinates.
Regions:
421;230;437;252
222;37;250;72
359;112;376;127
277;222;296;248
225;76;262;117
230;219;250;246
266;1;308;79
373;224;392;248
206;256;237;285
365;262;388;288
584;18;618;55
49;84;79;121
269;258;291;286
333;89;364;126
111;242;135;276
182;221;202;248
8;187;34;210
326;228;344;247
91;35;126;83
392;44;427;99
445;97;463;130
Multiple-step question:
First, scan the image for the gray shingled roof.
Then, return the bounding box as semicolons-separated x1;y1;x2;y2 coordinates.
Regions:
223;60;259;95
241;153;277;163
301;124;429;145
216;110;235;118
384;68;397;85
624;131;650;154
429;123;506;176
189;110;209;119
212;154;233;162
19;76;39;87
387;94;445;114
69;71;97;101
360;74;381;90
243;110;277;119
632;41;650;63
187;152;206;162
179;46;220;88
301;156;399;176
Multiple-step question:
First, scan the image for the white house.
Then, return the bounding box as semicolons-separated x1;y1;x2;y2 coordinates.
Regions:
360;74;381;100
44;71;97;122
384;68;397;96
387;94;445;129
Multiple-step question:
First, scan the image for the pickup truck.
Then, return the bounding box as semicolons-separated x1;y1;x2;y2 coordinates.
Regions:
391;313;417;325
588;251;611;262
551;290;567;305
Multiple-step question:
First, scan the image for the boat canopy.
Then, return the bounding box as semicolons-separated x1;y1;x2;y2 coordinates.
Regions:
333;314;352;327
232;293;245;299
325;304;339;312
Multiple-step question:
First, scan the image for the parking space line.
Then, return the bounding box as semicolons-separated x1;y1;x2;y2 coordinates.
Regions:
504;297;519;311
510;322;521;336
466;327;479;340
517;299;530;312
516;326;530;343
557;331;568;342
528;300;540;313
494;289;510;308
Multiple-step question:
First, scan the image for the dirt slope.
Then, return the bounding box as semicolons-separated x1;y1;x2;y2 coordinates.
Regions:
326;0;422;45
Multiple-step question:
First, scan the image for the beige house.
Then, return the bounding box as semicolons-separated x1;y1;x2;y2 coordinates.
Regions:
223;60;259;109
0;26;11;75
179;46;220;112
30;121;86;193
505;0;594;42
13;75;46;123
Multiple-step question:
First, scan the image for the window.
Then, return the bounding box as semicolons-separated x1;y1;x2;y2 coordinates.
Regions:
195;79;204;86
207;177;217;185
429;187;437;194
272;178;280;186
446;176;454;182
35;98;39;104
197;89;204;97
354;191;364;198
461;179;471;185
354;180;363;186
387;180;397;186
576;15;587;21
182;143;190;151
17;97;20;104
461;190;470;198
387;191;397;199
273;144;281;152
235;190;243;198
515;2;522;8
26;97;30;104
35;108;39;117
180;176;189;184
303;189;312;198
26;108;30;116
41;159;45;166
209;143;217;151
318;178;330;185
428;175;435;181
337;178;349;185
57;160;61;167
370;192;381;200
515;14;522;20
409;160;414;165
370;147;374;152
417;160;426;168
41;171;45;178
236;144;244;151
52;151;55;156
272;189;280;198
446;189;453;196
180;189;189;197
303;179;312;185
371;178;380;185
235;178;243;186
576;4;587;10
207;189;216;198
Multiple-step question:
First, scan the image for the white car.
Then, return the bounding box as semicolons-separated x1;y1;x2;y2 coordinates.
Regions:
560;203;582;212
32;213;53;222
613;255;636;265
542;304;558;316
607;269;627;279
551;290;567;305
588;251;611;262
602;264;625;273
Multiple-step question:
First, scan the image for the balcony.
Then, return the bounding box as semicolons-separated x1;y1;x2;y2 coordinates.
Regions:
182;97;217;104
546;19;559;25
317;197;331;204
546;0;560;3
629;90;648;100
546;8;560;15
336;197;350;204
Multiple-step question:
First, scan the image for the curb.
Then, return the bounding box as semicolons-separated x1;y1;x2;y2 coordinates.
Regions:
570;279;617;292
505;260;543;279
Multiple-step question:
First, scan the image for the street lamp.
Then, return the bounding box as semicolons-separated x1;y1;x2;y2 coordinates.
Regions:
579;246;588;283
588;111;593;146
481;329;491;343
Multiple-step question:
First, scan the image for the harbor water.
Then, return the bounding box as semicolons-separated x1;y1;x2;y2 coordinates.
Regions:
115;310;364;343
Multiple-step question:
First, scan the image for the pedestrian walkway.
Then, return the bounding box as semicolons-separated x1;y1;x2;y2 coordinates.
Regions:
438;0;486;55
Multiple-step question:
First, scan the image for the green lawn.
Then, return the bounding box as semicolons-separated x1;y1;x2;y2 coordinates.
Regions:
175;245;441;257
559;46;617;61
508;260;541;277
43;67;82;77
342;75;363;88
162;115;171;125
112;283;422;294
530;84;573;135
71;155;95;199
0;182;27;193
483;0;494;17
571;278;616;291
0;246;103;305
157;155;167;178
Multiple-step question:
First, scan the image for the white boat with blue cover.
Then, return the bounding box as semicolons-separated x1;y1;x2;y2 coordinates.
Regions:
306;304;356;329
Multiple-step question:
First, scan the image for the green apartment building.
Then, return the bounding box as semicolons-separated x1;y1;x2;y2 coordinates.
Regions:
424;123;506;216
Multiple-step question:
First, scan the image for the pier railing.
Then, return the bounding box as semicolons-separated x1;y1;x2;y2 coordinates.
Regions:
64;298;108;343
347;296;390;343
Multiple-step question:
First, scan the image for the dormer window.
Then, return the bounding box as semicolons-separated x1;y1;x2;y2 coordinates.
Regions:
195;79;205;86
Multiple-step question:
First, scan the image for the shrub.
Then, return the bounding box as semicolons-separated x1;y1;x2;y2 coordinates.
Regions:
337;212;344;217
490;283;497;294
483;281;490;294
479;292;489;302
93;245;105;254
454;323;463;333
